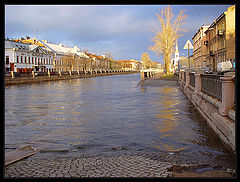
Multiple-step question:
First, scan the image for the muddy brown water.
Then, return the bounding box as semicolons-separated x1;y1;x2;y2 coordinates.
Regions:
5;73;235;169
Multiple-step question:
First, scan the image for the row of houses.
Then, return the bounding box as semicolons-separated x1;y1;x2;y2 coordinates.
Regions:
192;5;235;72
117;59;142;71
4;37;142;74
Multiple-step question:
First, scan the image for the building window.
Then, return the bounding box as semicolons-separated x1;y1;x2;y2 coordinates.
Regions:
25;56;27;63
32;57;34;64
6;56;9;65
17;56;19;63
21;56;23;63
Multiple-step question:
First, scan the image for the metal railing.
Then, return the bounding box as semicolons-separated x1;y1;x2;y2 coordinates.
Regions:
183;72;186;82
201;74;223;101
189;72;195;87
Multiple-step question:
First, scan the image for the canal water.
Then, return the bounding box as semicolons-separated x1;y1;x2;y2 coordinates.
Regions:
5;73;234;168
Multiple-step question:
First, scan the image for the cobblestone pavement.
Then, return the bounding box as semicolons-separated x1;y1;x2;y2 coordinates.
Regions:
5;154;174;178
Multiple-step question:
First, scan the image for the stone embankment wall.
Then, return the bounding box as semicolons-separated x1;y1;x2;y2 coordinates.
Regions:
178;71;235;153
5;71;139;85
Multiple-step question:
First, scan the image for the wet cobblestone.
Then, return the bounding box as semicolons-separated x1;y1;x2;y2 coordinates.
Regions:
5;155;174;178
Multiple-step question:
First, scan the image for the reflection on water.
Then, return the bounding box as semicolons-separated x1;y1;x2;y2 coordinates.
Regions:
5;73;234;167
150;87;184;152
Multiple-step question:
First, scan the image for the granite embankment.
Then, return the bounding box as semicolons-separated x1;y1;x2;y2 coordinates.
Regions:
5;71;138;85
137;73;235;178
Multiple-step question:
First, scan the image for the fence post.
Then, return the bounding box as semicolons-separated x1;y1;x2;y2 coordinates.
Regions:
219;77;234;116
11;71;14;79
182;71;185;84
185;72;190;87
140;71;145;80
179;71;182;82
48;70;51;77
194;73;201;95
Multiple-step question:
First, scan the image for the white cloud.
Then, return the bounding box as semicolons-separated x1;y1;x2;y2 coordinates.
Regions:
5;5;232;61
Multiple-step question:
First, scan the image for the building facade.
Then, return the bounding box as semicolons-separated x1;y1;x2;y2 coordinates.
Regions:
22;38;91;72
204;5;235;71
5;40;54;73
7;36;131;74
178;56;194;70
192;25;210;70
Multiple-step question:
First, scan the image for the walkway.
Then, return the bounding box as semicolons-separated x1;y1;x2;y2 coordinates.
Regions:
5;154;173;178
139;72;178;87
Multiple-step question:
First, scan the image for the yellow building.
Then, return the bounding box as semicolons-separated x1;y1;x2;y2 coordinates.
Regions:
192;25;210;70
205;5;235;71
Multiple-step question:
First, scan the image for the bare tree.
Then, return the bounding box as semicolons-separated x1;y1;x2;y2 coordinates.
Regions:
149;6;186;74
141;52;152;69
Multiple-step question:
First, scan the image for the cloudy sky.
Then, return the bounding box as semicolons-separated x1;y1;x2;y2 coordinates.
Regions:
5;5;232;63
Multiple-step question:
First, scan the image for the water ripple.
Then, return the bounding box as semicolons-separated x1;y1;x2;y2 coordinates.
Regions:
5;73;234;167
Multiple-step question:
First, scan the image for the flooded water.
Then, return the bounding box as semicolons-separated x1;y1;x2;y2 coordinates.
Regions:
5;73;235;168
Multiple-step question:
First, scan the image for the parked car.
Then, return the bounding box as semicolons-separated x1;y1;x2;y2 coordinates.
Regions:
217;61;233;75
14;72;20;77
34;72;45;76
5;71;11;77
201;67;213;74
174;69;180;74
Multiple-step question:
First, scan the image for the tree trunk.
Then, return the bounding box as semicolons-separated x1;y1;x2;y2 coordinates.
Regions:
164;54;171;74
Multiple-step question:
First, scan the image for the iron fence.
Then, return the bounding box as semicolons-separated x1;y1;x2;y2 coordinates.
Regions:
183;72;186;82
201;74;223;101
189;72;195;87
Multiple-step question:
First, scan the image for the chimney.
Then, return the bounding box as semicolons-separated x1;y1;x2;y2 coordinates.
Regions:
43;40;48;43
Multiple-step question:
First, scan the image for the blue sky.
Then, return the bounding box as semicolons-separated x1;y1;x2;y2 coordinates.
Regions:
5;5;233;64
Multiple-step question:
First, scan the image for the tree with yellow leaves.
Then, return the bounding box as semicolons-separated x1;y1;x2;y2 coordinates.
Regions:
141;52;152;69
149;6;186;74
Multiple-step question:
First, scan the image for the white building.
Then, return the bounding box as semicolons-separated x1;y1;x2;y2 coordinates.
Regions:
5;40;54;73
40;40;90;72
170;40;180;72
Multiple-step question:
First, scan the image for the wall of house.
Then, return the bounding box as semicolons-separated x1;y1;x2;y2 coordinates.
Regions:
5;49;15;71
225;5;235;62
